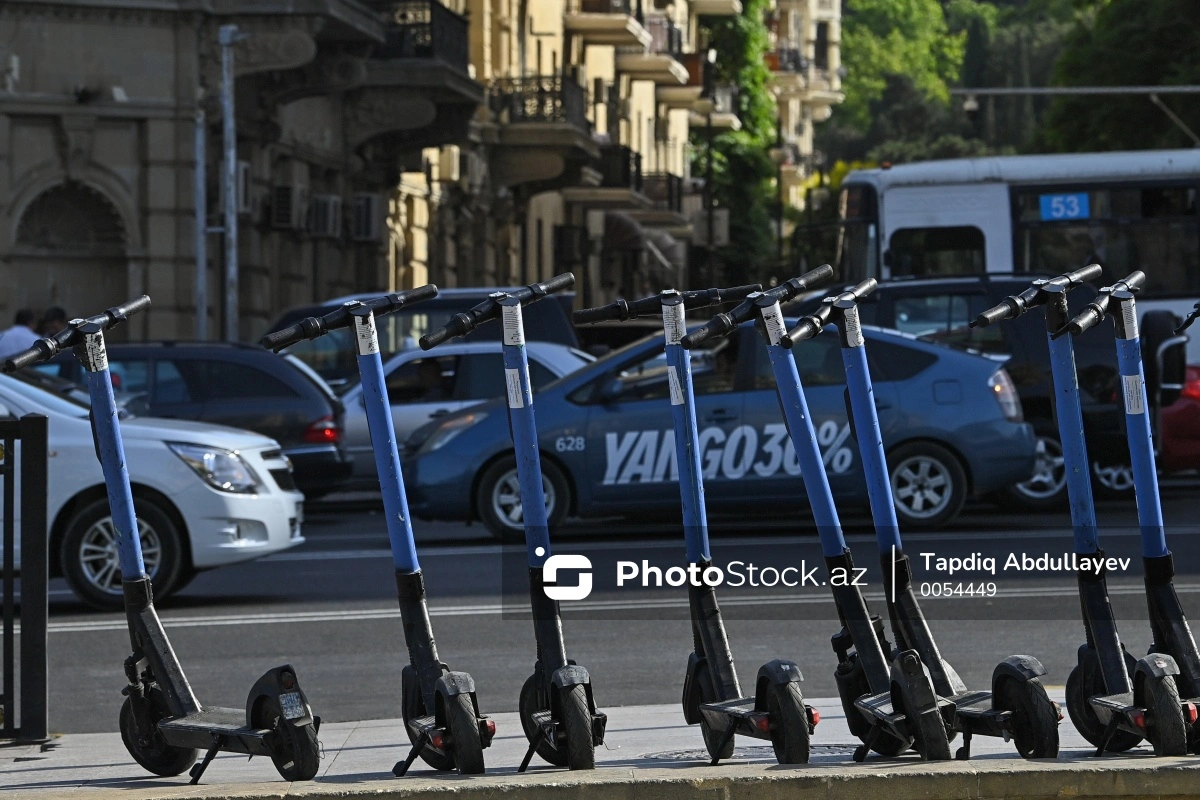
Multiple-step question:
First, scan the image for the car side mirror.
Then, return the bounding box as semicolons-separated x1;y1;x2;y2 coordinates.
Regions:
597;377;624;404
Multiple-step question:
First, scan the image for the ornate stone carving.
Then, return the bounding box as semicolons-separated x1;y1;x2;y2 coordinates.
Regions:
56;116;96;178
265;54;369;106
234;29;318;76
345;89;437;148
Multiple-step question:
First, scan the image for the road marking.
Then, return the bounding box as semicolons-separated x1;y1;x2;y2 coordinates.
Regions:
44;582;1200;633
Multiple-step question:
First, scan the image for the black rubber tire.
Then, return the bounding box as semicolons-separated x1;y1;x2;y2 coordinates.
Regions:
1065;656;1142;752
895;675;951;761
562;684;596;770
62;497;186;610
997;678;1060;759
835;654;908;756
997;429;1068;511
1144;673;1188;757
519;673;568;767
119;689;198;777
765;682;811;764
887;442;968;529
400;673;456;772
697;662;734;761
476;456;571;543
270;719;320;781
445;693;486;774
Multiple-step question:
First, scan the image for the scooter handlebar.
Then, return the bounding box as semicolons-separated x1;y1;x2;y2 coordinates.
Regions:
421;273;574;349
1066;263;1104;286
1176;302;1200;334
972;301;1015;329
262;285;440;352
679;268;836;349
3;296;151;372
3;340;56;373
1054;270;1147;339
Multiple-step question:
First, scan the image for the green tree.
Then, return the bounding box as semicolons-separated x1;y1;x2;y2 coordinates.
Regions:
1037;0;1200;151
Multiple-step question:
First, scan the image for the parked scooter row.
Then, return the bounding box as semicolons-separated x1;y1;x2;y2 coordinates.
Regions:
3;264;1193;783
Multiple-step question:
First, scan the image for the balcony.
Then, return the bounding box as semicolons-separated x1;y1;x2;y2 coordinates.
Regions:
628;171;690;235
806;66;845;118
485;76;600;189
565;0;652;48
689;84;741;131
766;45;808;94
657;51;706;108
346;0;483;155
690;0;743;15
616;16;688;85
563;145;651;209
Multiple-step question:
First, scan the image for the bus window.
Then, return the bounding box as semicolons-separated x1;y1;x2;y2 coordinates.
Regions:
887;226;985;277
837;183;878;282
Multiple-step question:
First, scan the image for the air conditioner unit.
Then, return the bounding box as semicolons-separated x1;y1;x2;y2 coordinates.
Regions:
308;195;342;239
237;161;252;216
271;185;306;230
352;193;384;242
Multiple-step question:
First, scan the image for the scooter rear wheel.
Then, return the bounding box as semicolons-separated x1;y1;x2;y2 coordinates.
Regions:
562;684;596;770
1065;653;1141;752
519;673;568;767
445;693;486;774
997;677;1059;758
269;717;320;781
1144;673;1188;756
765;682;810;764
401;671;457;771
895;673;951;761
119;689;198;777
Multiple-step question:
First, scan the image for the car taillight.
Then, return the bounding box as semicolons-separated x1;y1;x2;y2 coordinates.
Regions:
988;369;1023;422
1182;366;1200;402
303;416;340;444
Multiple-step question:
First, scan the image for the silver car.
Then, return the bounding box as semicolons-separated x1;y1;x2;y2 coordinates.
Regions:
341;340;593;486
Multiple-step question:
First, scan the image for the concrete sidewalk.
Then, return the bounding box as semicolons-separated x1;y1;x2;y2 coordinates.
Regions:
4;693;1199;800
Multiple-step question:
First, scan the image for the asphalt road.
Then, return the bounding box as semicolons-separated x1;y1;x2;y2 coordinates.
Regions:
41;485;1200;734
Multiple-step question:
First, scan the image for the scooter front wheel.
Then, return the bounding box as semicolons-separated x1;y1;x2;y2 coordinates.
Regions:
270;718;320;781
1065;654;1141;752
895;672;951;761
446;693;486;774
119;690;198;777
519;674;567;767
765;682;810;764
997;677;1059;759
835;654;908;757
562;684;596;770
1144;673;1188;756
695;662;734;761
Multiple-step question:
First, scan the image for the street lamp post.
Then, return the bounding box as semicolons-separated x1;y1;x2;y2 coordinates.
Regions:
219;24;247;343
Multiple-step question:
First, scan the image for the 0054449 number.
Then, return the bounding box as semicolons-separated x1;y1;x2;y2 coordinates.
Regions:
920;582;997;598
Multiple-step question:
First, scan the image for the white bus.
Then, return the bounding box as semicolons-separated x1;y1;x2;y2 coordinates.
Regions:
837;148;1200;360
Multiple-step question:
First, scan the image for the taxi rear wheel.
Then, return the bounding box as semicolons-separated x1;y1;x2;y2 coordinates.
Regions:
476;456;570;542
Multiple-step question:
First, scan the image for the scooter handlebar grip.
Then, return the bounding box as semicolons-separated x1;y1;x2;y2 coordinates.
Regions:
972;302;1012;328
535;272;576;297
419;313;473;350
110;295;151;325
795;264;836;292
680;314;733;349
573;302;624;325
1176;304;1200;334
848;278;878;300
261;325;302;352
1118;270;1146;293
720;284;764;302
1065;263;1103;286
3;340;55;373
1058;305;1104;339
371;284;439;317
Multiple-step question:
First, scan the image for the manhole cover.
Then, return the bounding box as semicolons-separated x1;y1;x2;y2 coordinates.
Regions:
643;744;859;761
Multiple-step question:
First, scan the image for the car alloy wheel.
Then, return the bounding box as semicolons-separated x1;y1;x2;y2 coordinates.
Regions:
1014;436;1066;502
491;467;556;528
1092;461;1135;494
892;455;953;521
79;516;161;596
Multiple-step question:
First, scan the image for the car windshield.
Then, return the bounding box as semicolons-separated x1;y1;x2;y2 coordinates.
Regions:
1;373;90;418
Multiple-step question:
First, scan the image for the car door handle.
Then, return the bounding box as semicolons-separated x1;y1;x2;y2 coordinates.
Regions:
875;399;892;410
704;409;737;423
429;409;450;418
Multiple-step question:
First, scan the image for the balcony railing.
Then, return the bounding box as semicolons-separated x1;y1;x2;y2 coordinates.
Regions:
644;16;683;58
765;46;808;74
372;0;470;70
644;172;683;212
490;76;591;131
581;0;645;22
599;145;643;193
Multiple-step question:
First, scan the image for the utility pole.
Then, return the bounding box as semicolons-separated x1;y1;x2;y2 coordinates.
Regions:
219;24;245;342
194;99;207;340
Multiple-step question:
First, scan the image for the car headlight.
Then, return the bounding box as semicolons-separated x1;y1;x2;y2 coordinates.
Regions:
417;413;487;454
168;443;263;493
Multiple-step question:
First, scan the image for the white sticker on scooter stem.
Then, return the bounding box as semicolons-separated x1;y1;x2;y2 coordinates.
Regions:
81;332;108;372
761;301;787;346
668;366;684;405
1120;299;1138;340
506;368;525;408
503;304;525;346
663;302;685;345
354;314;379;355
843;306;865;347
1123;373;1145;415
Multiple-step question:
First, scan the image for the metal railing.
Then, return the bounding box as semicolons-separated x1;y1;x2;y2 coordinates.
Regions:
490;76;592;131
644;16;683;58
371;0;471;70
581;0;645;22
644;172;683;212
766;46;808;74
599;145;643;192
1;414;48;741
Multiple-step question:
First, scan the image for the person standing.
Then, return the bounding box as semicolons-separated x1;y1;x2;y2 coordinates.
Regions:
0;309;41;361
39;307;69;337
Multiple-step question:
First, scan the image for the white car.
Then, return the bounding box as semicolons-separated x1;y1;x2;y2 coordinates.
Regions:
340;340;592;487
0;373;305;609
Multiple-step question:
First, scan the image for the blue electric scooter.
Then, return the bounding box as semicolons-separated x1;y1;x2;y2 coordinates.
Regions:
785;280;1060;760
262;286;494;776
4;299;321;784
420;274;607;772
1054;271;1200;754
574;279;821;765
683;276;949;761
974;266;1191;755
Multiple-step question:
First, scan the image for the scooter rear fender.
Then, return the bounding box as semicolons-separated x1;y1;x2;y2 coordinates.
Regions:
246;665;315;728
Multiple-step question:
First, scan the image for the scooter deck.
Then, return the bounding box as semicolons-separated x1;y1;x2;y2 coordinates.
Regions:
698;698;772;740
158;707;274;755
948;690;1012;737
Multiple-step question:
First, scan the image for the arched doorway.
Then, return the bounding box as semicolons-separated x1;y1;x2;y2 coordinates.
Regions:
11;182;129;334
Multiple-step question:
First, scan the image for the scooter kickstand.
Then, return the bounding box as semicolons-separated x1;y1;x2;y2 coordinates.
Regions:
710;722;738;766
517;736;541;773
392;732;429;778
852;723;881;762
955;730;972;760
1094;718;1119;758
189;736;224;785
